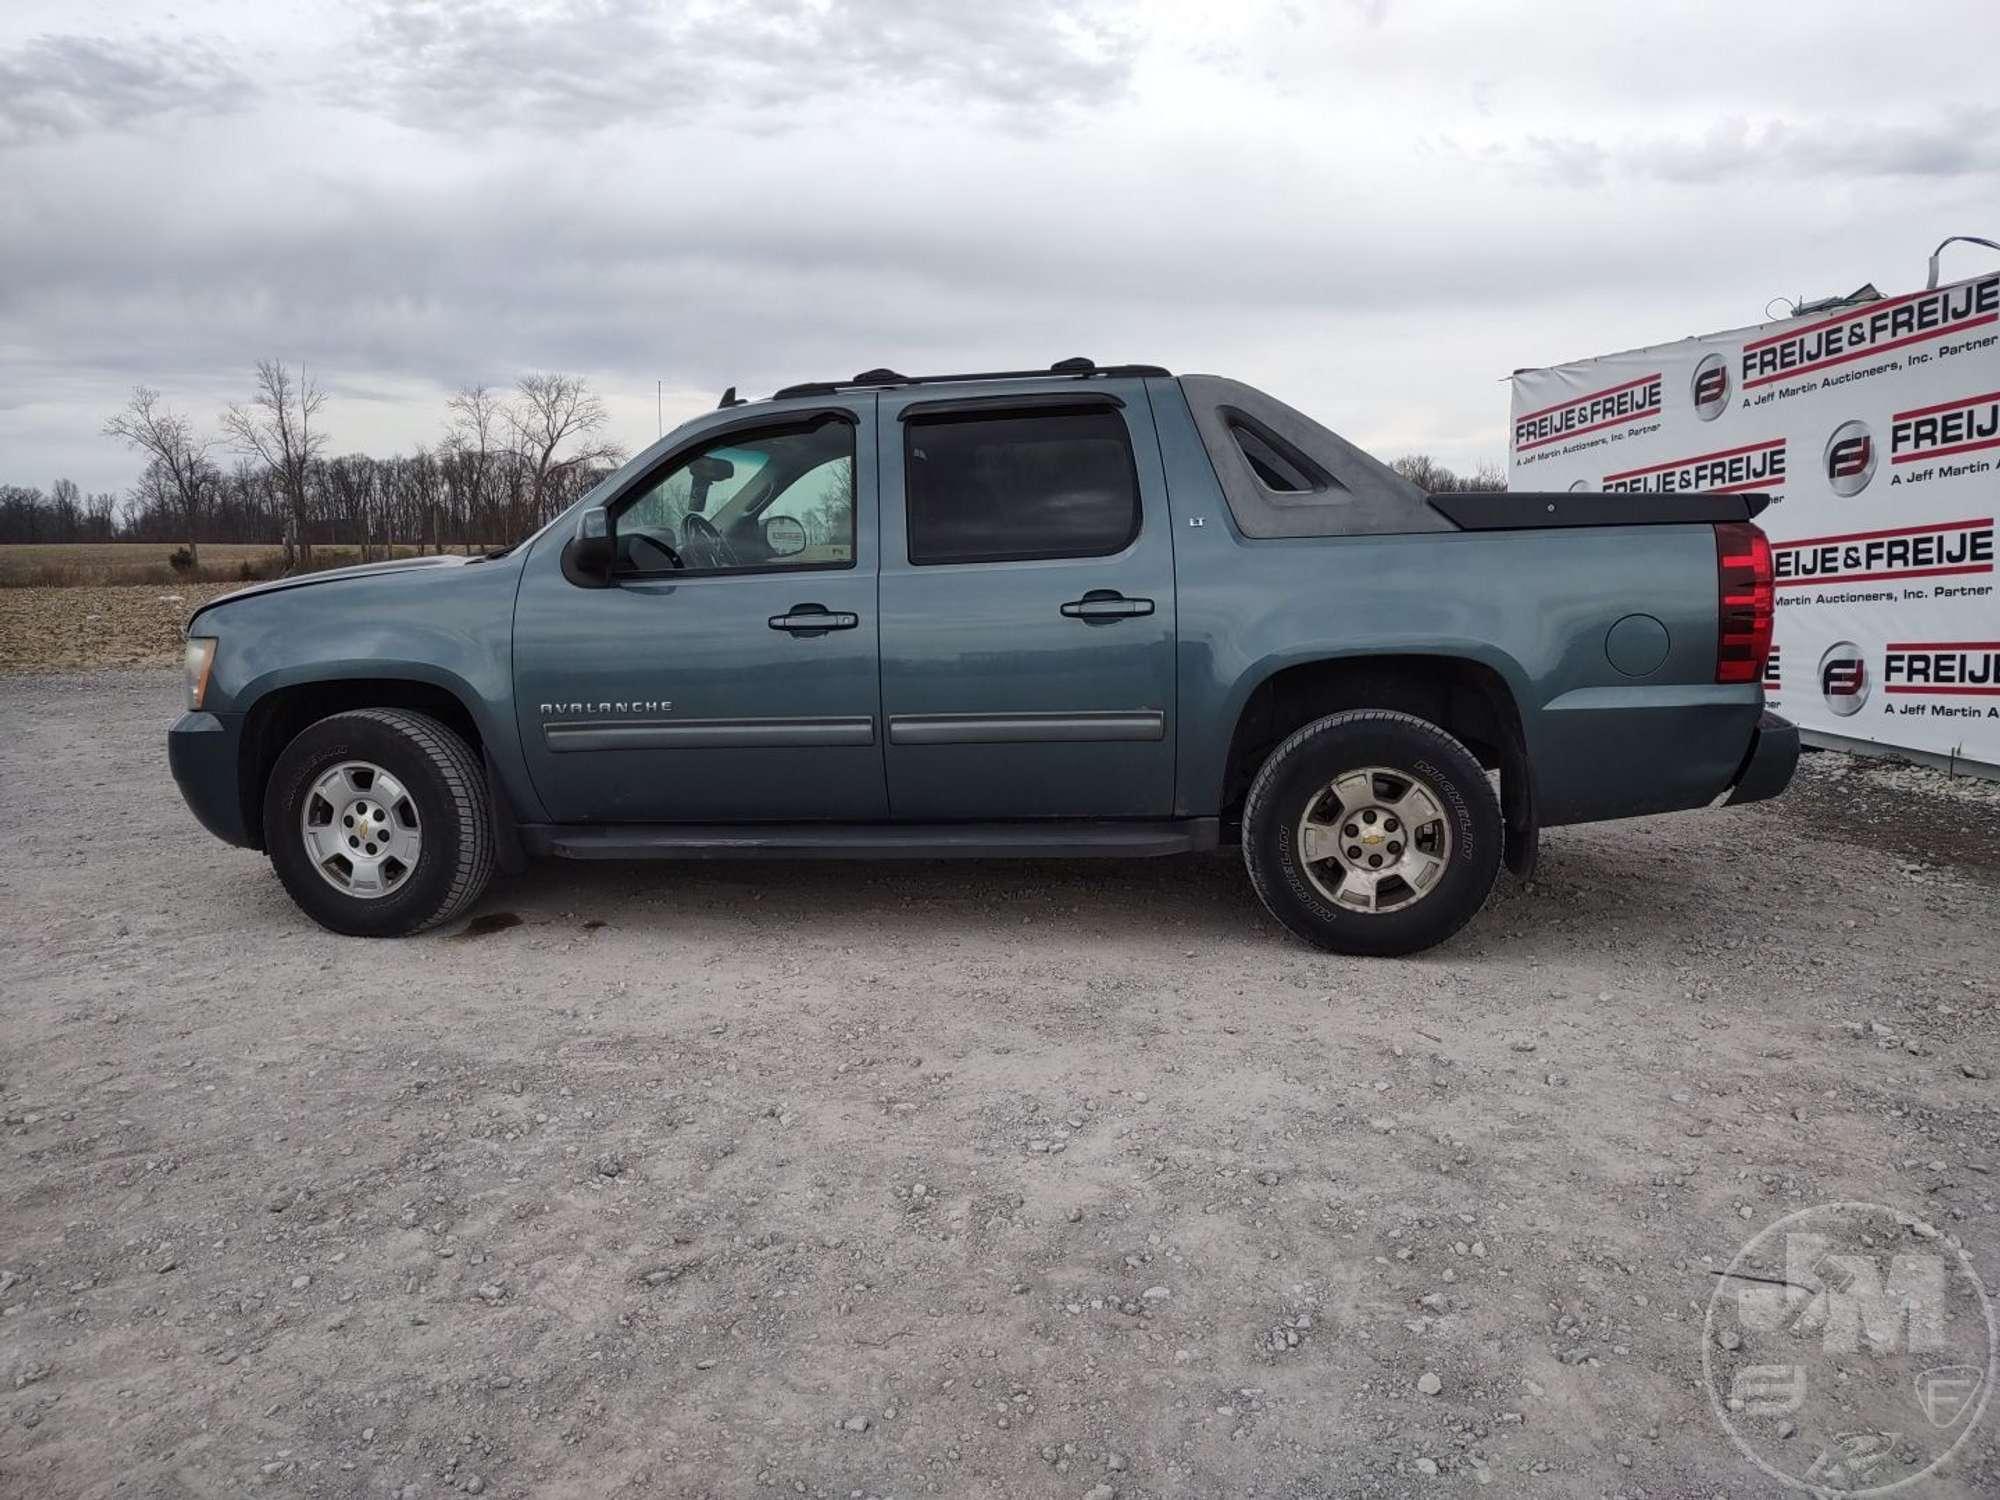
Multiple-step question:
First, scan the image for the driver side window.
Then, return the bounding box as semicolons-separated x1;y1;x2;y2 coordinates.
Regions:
614;417;856;576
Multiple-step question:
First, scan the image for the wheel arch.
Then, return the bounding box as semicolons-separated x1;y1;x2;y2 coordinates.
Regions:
235;672;510;855
1217;651;1537;875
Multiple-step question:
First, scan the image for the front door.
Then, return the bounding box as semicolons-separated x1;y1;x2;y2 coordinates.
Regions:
876;385;1178;820
513;402;886;823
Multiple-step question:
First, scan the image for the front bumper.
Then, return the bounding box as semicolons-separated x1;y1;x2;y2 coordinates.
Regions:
169;710;251;846
1723;710;1799;806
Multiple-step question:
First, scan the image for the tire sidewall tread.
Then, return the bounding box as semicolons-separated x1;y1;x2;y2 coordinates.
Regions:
264;708;494;937
1242;709;1501;957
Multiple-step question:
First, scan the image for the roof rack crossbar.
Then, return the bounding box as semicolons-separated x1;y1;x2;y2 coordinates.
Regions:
770;358;1169;402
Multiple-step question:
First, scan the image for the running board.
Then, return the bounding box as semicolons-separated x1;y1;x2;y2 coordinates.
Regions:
520;818;1221;861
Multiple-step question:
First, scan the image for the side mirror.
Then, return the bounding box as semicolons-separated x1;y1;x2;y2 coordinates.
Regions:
562;506;615;587
763;514;807;557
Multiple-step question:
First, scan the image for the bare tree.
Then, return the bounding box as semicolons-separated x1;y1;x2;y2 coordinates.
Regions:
0;485;47;543
1391;453;1508;494
222;360;328;568
1390;453;1456;493
509;373;623;532
398;448;441;554
326;454;379;559
443;384;505;551
103;387;216;564
48;477;82;537
83;486;118;541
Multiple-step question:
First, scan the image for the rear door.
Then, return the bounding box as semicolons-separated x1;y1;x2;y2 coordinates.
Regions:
876;384;1178;820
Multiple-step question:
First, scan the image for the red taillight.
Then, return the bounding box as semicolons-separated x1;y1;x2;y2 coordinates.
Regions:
1715;521;1774;684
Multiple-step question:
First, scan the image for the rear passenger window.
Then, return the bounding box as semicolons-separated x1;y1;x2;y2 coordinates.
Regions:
905;407;1140;565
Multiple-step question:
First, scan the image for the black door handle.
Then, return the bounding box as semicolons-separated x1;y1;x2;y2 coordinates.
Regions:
769;604;859;637
1060;590;1155;623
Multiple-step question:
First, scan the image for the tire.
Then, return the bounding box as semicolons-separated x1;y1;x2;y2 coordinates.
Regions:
264;708;494;937
1242;709;1501;957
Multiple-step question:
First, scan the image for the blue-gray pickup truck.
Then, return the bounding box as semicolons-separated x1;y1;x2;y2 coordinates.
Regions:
169;359;1795;954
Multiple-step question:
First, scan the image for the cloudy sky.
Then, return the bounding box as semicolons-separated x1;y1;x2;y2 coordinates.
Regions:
3;0;1998;495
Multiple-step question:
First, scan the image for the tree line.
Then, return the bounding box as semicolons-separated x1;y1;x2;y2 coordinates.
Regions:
1390;454;1507;493
2;366;1509;563
0;362;624;565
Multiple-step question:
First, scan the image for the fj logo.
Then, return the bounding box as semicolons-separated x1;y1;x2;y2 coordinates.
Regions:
1824;419;1878;497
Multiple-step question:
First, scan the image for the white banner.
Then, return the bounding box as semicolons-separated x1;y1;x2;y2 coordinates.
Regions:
1510;271;2000;767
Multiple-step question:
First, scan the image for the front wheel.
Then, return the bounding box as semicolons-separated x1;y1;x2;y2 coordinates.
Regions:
1242;709;1501;956
264;708;495;937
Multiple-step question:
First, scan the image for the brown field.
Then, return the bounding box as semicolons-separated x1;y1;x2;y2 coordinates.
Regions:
0;543;500;669
0;541;478;588
0;584;238;670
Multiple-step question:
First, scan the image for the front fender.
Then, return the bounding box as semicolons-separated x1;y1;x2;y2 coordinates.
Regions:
193;558;546;824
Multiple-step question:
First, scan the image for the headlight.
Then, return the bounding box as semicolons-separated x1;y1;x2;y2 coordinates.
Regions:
184;636;217;711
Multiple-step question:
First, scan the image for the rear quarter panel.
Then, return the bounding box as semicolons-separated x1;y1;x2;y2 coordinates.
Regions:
1145;379;1760;825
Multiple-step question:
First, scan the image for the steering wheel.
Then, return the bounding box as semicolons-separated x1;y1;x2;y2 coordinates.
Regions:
681;513;737;568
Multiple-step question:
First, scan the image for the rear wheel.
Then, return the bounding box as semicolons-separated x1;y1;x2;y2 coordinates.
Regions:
1242;709;1500;956
264;708;494;937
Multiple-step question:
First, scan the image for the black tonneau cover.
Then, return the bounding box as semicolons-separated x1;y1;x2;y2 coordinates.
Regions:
1428;491;1771;530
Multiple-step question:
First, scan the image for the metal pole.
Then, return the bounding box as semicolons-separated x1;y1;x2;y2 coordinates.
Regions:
1926;234;2000;289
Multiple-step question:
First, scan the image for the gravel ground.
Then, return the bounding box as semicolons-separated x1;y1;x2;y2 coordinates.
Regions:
3;671;1999;1500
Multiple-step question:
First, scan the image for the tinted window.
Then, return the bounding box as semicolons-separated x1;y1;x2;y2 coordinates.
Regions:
905;407;1139;566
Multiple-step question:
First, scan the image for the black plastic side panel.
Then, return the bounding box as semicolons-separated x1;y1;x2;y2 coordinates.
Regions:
484;746;529;875
1723;712;1800;806
522;818;1221;861
1430;491;1768;529
1179;374;1454;539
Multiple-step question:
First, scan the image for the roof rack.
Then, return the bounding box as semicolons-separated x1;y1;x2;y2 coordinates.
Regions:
769;357;1169;402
